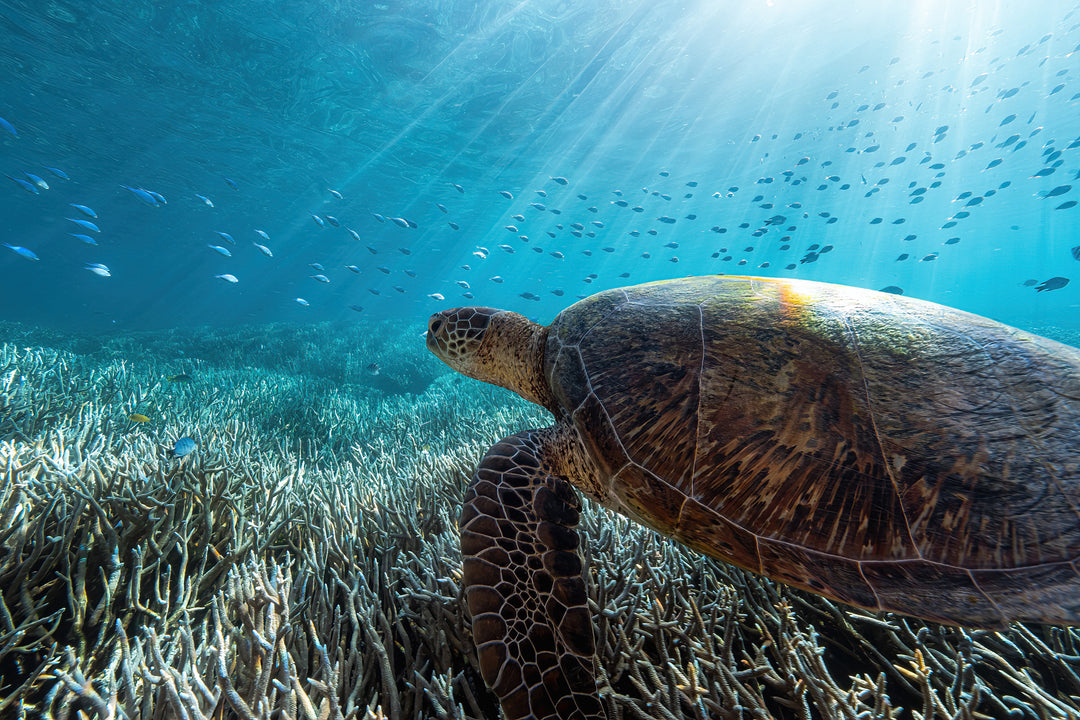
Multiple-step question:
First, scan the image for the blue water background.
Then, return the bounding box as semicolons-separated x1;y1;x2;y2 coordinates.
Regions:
0;0;1078;334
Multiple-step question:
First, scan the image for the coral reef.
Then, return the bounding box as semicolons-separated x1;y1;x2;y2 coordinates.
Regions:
0;322;1078;719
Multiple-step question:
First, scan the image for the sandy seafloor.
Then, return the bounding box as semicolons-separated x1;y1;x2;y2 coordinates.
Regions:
1;316;1079;719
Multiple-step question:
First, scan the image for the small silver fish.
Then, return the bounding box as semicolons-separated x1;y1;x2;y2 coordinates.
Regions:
208;244;232;257
84;263;111;277
215;273;239;283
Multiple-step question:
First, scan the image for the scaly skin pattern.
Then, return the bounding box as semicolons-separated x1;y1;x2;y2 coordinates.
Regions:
460;427;607;720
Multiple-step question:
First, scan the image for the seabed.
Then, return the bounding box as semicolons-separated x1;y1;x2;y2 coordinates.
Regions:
0;319;1078;719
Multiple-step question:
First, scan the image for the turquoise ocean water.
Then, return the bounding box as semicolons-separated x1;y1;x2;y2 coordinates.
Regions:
0;0;1077;336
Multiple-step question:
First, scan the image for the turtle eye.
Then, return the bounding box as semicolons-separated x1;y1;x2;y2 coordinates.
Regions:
430;317;444;335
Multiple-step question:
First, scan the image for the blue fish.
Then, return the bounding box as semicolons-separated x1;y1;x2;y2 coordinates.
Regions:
390;216;410;228
310;274;330;283
224;177;238;190
196;194;214;207
0;116;17;138
208;244;232;257
3;243;38;261
67;217;101;233
5;174;39;194
43;166;69;180
23;173;48;190
70;233;98;246
69;203;97;218
172;437;196;457
311;214;326;227
146;189;166;205
216;231;235;245
120;184;161;206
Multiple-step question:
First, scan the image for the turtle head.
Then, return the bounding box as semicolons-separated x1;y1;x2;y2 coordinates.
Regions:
426;307;555;410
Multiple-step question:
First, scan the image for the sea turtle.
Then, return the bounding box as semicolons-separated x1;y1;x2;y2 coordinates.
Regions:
425;275;1080;720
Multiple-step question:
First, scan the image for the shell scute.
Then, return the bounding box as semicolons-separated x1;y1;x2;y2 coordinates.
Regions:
577;299;702;488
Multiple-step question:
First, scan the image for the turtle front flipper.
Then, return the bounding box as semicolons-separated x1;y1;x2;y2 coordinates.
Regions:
460;429;606;720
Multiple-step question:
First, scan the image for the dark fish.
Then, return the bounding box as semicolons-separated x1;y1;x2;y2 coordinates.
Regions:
1071;246;1080;261
879;286;904;294
1058;201;1078;210
1042;185;1072;199
1035;276;1070;292
895;254;909;261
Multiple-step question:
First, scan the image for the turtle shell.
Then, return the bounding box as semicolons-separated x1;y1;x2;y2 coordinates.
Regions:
544;275;1080;627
